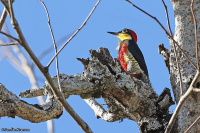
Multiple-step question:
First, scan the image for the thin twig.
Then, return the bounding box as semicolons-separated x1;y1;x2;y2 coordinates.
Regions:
191;0;199;70
3;21;47;107
6;0;48;120
125;0;170;35
165;1;200;132
30;33;74;69
0;41;19;46
0;8;7;30
1;23;26;75
0;31;19;42
1;0;93;133
164;71;200;133
38;32;74;60
161;0;172;35
0;41;24;74
47;0;101;68
125;0;197;70
39;0;93;132
161;0;183;96
184;116;200;133
39;0;62;93
1;32;50;132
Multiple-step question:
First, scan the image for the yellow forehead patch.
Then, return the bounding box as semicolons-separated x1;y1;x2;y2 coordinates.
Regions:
116;34;132;41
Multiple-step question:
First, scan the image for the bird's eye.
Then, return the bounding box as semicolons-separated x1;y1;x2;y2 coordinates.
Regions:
122;29;128;33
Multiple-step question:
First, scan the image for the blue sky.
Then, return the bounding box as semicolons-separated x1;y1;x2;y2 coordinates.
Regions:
0;0;175;132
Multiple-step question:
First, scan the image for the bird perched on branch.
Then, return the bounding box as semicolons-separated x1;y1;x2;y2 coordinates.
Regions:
108;28;149;83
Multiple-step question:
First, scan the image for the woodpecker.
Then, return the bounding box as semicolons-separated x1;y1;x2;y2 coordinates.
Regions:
108;28;149;82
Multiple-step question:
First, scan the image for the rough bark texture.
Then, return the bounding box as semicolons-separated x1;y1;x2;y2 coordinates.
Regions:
16;48;175;132
0;83;63;123
170;0;200;132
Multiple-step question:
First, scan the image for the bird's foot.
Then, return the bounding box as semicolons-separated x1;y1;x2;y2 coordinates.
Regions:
130;73;141;79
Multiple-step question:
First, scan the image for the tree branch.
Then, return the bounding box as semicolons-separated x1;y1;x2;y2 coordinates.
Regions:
39;0;62;93
0;43;25;75
193;88;200;92
184;115;200;133
0;83;63;123
19;47;174;133
125;0;198;70
0;31;19;42
1;0;93;132
47;0;101;68
84;98;121;122
0;8;7;30
37;32;74;60
164;71;200;133
161;0;183;96
190;0;199;70
0;41;18;46
2;14;54;133
165;0;200;132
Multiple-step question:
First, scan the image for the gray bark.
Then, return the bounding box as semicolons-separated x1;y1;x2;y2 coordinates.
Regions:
169;0;200;132
0;83;63;123
1;0;199;132
15;48;174;132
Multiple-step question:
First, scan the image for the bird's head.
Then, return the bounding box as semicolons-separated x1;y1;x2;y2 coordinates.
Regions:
107;28;137;42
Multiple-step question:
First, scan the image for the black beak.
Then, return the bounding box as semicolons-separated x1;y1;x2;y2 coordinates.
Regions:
107;31;119;35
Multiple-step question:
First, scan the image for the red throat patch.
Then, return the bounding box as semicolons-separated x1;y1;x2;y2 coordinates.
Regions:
117;41;128;71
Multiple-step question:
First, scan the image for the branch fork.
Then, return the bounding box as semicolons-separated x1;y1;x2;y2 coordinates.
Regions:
19;47;174;132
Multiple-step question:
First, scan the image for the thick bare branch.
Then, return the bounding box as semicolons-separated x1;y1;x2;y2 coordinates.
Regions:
20;47;174;133
164;71;200;133
0;83;63;123
165;0;200;132
193;88;200;92
2;22;54;133
84;98;120;122
1;1;93;132
161;0;183;95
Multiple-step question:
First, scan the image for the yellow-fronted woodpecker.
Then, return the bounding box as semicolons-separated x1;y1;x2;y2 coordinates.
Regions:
108;28;149;83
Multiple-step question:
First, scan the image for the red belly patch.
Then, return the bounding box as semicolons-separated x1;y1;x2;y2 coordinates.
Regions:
117;42;127;71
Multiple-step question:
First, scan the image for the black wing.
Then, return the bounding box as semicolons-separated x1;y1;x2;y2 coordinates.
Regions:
127;40;149;76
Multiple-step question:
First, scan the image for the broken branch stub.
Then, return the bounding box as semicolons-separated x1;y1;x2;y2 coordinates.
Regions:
19;47;174;132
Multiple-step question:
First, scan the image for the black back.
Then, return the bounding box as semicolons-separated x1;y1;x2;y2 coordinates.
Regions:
127;39;149;77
